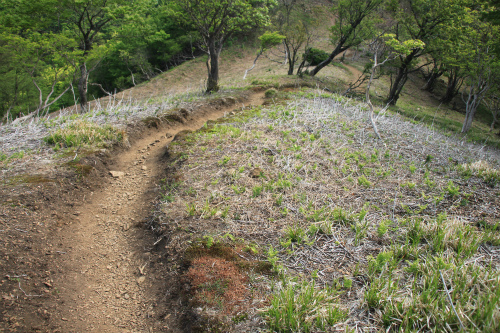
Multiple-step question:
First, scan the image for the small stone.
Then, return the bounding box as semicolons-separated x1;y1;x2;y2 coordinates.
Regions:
137;276;146;284
141;166;148;171
124;294;130;300
109;171;125;178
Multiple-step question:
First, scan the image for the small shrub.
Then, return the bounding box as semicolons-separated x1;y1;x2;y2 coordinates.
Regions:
304;48;330;66
265;88;278;98
44;120;124;148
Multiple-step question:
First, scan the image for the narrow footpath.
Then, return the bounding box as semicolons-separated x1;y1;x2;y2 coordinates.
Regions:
51;92;265;332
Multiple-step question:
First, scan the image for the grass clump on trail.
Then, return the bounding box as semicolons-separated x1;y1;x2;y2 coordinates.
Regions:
43;120;124;149
156;88;500;331
263;279;347;332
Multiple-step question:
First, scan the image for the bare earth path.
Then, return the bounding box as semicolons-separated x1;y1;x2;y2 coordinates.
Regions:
51;92;265;332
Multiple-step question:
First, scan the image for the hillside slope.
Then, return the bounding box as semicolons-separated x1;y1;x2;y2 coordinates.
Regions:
1;43;500;332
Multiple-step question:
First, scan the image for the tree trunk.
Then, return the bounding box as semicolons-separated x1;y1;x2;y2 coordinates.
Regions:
461;105;476;133
78;63;89;112
206;40;220;93
490;111;498;132
366;54;382;140
422;70;442;92
421;60;443;92
296;48;311;76
441;70;462;104
386;67;408;105
243;50;263;79
309;42;345;77
285;42;294;75
461;81;488;134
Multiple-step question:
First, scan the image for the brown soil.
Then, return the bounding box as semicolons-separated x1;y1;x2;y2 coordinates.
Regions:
0;91;265;332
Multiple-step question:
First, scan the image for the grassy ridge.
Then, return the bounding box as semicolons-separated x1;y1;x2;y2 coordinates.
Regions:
156;89;500;331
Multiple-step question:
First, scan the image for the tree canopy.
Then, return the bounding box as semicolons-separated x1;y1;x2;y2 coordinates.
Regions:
174;0;276;93
0;0;499;135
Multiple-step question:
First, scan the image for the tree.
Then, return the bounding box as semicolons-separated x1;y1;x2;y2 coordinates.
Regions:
108;4;170;87
0;0;77;120
0;0;147;113
7;32;79;123
55;0;147;112
365;35;424;139
272;0;319;75
384;0;463;105
421;57;445;93
309;0;383;77
243;31;285;79
174;0;276;93
459;23;499;133
485;93;500;132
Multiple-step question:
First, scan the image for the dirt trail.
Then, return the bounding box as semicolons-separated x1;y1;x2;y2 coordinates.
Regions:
52;92;265;332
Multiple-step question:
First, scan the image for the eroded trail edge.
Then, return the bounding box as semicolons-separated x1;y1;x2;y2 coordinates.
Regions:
52;92;265;332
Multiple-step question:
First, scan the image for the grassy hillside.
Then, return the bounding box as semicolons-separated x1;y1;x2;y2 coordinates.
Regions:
153;87;500;331
1;36;499;332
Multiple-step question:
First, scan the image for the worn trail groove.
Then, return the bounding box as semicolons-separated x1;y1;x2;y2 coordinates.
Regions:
52;92;265;332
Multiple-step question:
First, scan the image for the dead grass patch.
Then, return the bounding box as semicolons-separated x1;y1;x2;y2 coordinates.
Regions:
154;89;500;331
186;256;249;315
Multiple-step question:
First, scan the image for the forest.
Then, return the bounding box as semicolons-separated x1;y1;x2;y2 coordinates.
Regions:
1;0;499;134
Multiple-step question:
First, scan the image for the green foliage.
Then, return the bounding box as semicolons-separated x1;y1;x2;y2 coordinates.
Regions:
174;0;276;92
263;280;347;332
304;48;329;66
446;180;460;197
258;31;285;50
43;121;124;148
281;225;310;247
357;175;372;187
383;34;425;56
265;88;278;98
252;185;264;197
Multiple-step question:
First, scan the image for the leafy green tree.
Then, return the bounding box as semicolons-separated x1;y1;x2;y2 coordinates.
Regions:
10;32;79;123
0;1;82;120
458;20;499;133
309;0;383;77
90;3;195;94
0;0;150;114
174;0;276;93
244;31;285;79
384;0;463;105
55;0;151;111
273;0;320;75
106;4;170;88
365;35;425;139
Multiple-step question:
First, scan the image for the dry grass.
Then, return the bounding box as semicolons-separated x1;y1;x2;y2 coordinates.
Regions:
157;89;500;331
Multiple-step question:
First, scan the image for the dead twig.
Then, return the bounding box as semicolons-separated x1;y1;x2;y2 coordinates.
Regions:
439;269;466;332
